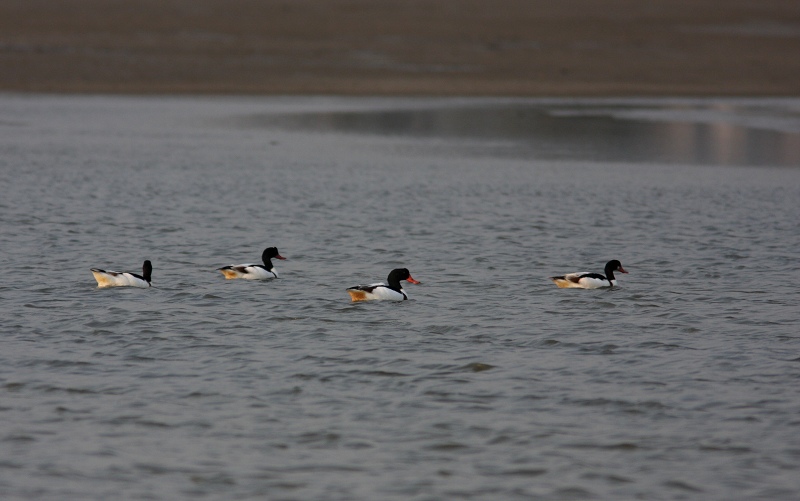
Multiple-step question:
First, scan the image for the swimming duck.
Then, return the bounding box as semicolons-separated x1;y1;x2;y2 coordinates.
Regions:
218;247;286;279
91;260;152;288
347;268;420;301
550;260;628;289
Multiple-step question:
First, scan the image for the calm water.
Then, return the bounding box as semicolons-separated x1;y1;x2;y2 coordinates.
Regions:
1;95;800;500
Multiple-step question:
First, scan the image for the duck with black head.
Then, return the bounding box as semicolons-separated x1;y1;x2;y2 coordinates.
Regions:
218;247;286;280
91;260;152;288
550;260;628;289
347;268;420;301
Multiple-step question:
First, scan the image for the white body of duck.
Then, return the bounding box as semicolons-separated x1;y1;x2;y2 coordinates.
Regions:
91;260;152;288
218;247;286;280
347;268;420;302
551;260;628;289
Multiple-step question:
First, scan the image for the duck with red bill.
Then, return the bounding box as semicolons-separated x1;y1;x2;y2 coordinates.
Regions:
347;268;420;301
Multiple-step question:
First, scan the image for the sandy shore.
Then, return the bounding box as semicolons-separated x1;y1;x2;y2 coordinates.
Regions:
2;0;799;96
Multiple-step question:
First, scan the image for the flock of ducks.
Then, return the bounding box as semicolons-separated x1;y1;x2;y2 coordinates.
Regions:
91;247;628;301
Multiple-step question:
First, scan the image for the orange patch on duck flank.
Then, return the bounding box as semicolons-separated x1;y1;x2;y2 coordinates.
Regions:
550;277;572;288
92;272;115;288
347;289;369;302
220;269;240;279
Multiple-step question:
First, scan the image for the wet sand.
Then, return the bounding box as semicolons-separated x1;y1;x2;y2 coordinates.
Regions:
2;0;800;96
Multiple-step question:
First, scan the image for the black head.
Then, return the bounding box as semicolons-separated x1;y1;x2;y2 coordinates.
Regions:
604;260;628;279
262;247;286;264
387;268;420;286
142;260;153;282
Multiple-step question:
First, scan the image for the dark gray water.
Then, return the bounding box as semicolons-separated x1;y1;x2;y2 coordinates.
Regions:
1;95;800;500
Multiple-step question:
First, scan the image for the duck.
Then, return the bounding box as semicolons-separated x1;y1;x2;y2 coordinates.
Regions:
91;260;152;288
550;260;628;289
347;268;420;301
218;247;286;280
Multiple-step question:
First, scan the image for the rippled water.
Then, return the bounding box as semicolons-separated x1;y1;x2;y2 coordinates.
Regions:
1;95;800;500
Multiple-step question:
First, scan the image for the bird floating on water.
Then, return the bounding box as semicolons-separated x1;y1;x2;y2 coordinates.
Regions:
91;260;152;288
550;260;628;289
218;247;286;280
347;268;420;301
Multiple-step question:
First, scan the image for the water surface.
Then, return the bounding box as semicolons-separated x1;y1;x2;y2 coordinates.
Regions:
1;95;799;500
